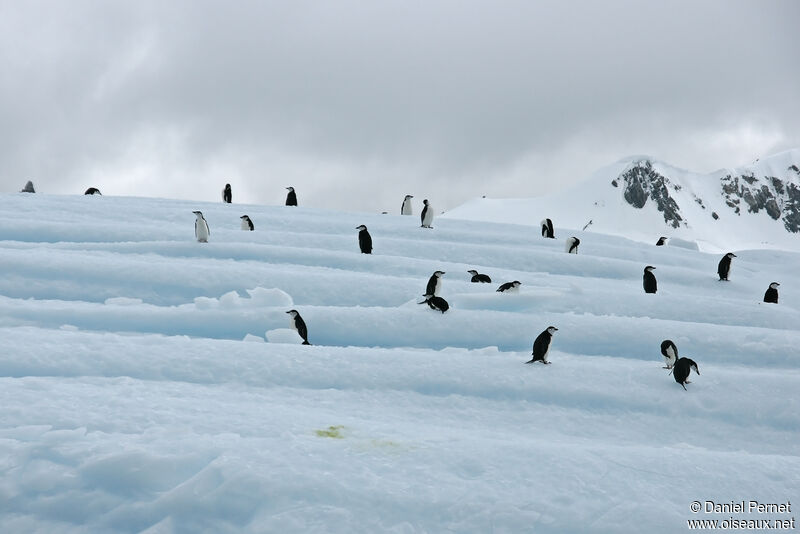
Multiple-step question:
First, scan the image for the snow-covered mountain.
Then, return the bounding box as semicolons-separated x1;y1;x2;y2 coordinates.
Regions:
1;192;798;533
445;149;800;253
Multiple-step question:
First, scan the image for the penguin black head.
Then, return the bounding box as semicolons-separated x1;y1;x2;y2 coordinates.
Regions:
192;210;204;217
644;265;656;272
769;282;780;289
286;186;295;192
433;270;445;276
405;194;413;200
546;326;558;335
467;270;478;275
423;199;429;205
356;224;368;231
286;310;299;317
725;252;737;259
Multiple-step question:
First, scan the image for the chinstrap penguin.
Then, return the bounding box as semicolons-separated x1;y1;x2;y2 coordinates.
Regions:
497;281;521;293
420;199;434;228
672;357;699;391
193;211;210;243
541;218;554;238
763;282;779;304
84;187;102;195
643;266;657;294
656;236;668;246
467;270;492;283
240;215;254;231
286;310;312;345
425;271;445;296
526;326;558;364
222;183;232;203
418;294;449;313
401;195;414;215
660;340;678;369
285;187;298;206
717;252;736;281
356;225;373;254
565;236;580;254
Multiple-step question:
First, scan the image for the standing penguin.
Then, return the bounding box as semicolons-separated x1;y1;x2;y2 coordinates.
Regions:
643;266;657;294
541;218;554;238
425;270;445;296
660;340;678;369
717;252;736;281
672;357;699;391
418;294;449;313
467;270;492;283
20;180;35;193
285;187;298;206
193;211;210;243
565;236;580;254
401;195;414;215
526;326;558;364
656;236;668;246
356;225;373;254
240;215;254;231
84;187;102;195
222;183;232;203
763;282;780;304
497;281;521;293
420;199;434;228
286;310;311;345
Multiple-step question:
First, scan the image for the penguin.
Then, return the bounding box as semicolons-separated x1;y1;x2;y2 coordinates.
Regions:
467;270;492;283
401;195;414;215
526;326;558;364
565;236;580;254
497;281;521;293
672;357;699;391
540;218;554;238
717;252;737;281
656;236;668;246
643;266;657;294
84;187;102;195
418;294;449;313
286;310;311;345
285;187;298;206
240;215;254;231
222;183;232;203
356;224;372;254
20;180;35;193
193;211;210;243
420;199;434;228
763;282;779;304
425;270;445;296
660;340;678;369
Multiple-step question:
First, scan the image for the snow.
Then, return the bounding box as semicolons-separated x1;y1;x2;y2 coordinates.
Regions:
0;192;798;532
444;149;800;253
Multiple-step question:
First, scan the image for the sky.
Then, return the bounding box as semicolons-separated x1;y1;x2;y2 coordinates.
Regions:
1;0;799;213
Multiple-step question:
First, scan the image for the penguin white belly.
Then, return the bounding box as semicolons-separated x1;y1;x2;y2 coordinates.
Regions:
422;209;434;227
240;220;250;230
196;220;210;242
402;201;412;215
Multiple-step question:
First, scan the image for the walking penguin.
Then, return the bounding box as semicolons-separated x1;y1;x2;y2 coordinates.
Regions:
672;357;699;391
193;211;210;243
285;187;298;206
526;326;558;364
763;282;780;303
286;310;312;345
426;270;445;296
421;199;434;228
356;225;373;254
643;266;657;294
660;340;678;369
401;195;414;215
717;252;737;281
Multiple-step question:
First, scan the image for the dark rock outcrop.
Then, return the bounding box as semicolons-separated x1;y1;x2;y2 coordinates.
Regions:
619;161;684;228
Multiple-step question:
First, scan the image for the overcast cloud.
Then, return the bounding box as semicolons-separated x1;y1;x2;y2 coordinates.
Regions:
1;0;798;212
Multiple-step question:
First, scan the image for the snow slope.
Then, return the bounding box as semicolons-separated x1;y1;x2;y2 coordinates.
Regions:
1;193;798;533
444;149;800;253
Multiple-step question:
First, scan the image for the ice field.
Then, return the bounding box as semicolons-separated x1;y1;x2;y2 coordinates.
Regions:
1;192;798;533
